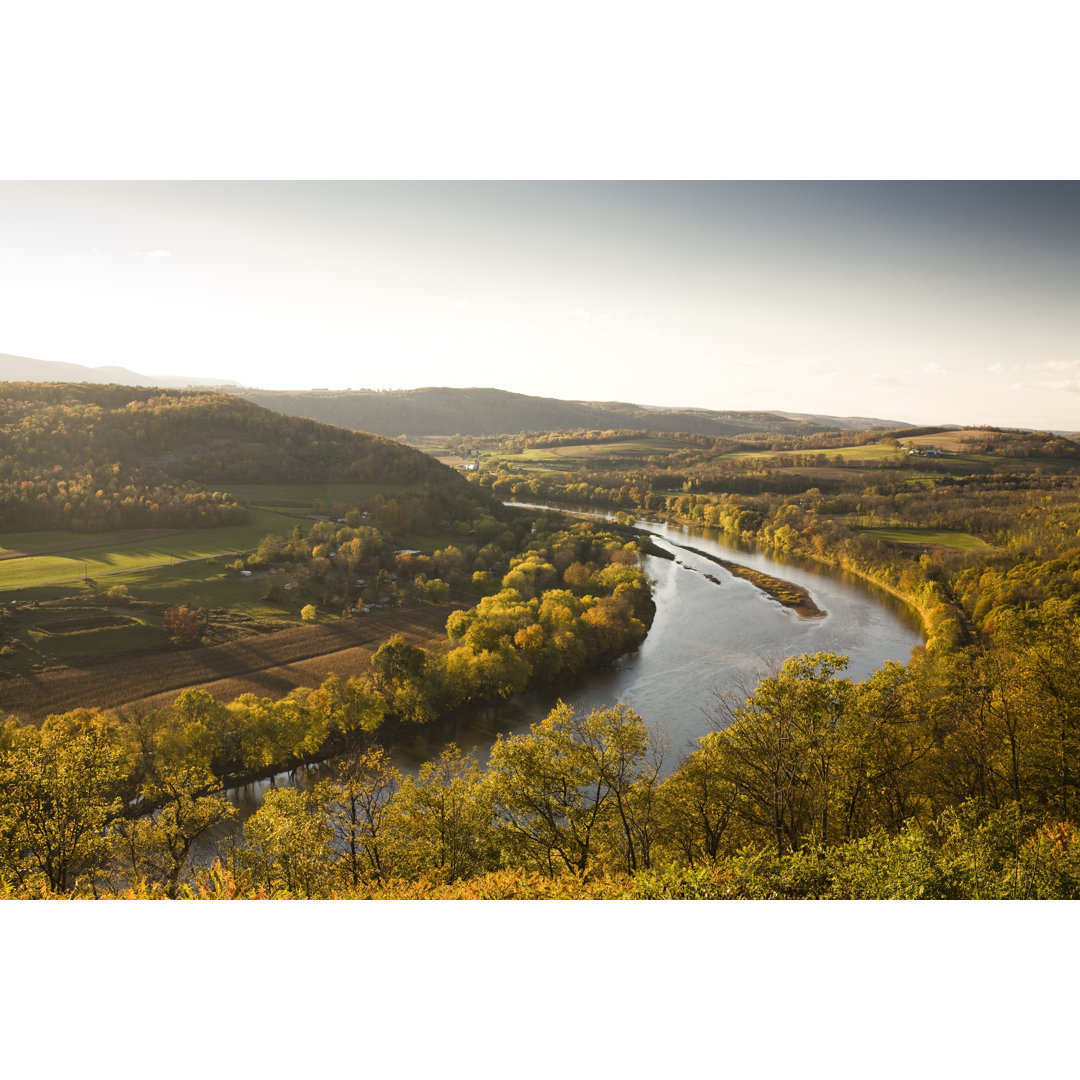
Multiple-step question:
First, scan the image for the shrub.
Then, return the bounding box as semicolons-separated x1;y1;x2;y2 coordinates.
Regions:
301;604;317;622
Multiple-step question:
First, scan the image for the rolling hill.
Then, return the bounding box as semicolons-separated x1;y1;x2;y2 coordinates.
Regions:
0;351;239;389
239;386;912;438
0;382;481;532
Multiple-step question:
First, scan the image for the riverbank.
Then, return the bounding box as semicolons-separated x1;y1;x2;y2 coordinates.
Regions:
516;505;826;619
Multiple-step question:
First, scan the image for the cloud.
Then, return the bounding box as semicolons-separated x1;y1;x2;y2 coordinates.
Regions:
759;356;840;376
138;249;173;259
987;362;1004;374
1016;378;1080;394
1008;360;1080;393
1031;359;1080;373
567;308;612;326
454;298;470;309
922;361;948;375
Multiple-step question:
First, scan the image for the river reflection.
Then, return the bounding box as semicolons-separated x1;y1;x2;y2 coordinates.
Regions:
194;512;923;859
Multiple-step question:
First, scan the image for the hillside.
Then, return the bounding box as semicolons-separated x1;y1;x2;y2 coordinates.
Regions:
0;382;476;532
239;386;911;438
0;351;239;389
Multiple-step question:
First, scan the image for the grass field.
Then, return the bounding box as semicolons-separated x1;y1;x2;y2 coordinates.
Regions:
486;438;693;477
854;525;992;551
546;438;687;458
719;442;907;463
0;507;299;591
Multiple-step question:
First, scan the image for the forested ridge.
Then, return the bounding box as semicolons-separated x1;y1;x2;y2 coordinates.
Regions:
240;386;906;438
0;382;462;531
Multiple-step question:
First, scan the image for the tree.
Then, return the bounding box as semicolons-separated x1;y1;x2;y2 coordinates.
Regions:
0;710;125;894
487;701;650;878
323;748;401;889
710;653;853;857
369;634;435;723
383;745;498;883
300;603;317;622
163;603;208;646
239;785;333;898
655;733;738;866
111;763;235;898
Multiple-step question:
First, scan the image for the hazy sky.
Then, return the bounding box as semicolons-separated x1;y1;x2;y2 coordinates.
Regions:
1;180;1077;429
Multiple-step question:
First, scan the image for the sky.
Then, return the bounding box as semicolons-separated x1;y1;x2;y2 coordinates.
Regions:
1;180;1077;431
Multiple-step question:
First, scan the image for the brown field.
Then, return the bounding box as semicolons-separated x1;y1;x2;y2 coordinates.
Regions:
0;604;464;723
903;430;984;451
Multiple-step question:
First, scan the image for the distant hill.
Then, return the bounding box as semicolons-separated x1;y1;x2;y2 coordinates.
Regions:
0;351;240;390
0;382;481;532
239;386;912;438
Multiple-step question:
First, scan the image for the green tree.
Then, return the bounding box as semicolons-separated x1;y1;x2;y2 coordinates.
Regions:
239;785;333;898
111;763;235;898
384;745;498;883
323;748;401;889
711;653;853;856
0;710;125;894
487;701;649;878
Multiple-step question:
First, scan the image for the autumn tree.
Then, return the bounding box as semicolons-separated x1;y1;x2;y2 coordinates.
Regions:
239;785;333;898
0;710;125;894
487;701;650;878
163;603;208;646
382;744;498;883
323;748;401;889
111;762;235;898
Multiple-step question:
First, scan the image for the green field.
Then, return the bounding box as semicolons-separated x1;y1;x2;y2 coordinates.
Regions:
488;438;690;475
854;526;992;551
21;611;164;663
720;442;907;463
546;438;687;459
0;507;298;591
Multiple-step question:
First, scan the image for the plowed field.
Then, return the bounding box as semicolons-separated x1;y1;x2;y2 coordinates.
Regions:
0;605;463;722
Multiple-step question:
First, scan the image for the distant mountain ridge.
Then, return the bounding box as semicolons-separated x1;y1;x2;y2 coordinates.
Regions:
239;386;912;438
0;351;239;389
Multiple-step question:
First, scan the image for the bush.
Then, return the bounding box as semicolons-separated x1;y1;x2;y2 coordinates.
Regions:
106;584;131;605
300;604;317;622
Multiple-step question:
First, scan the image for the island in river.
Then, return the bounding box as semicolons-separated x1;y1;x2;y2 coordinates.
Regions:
665;538;826;618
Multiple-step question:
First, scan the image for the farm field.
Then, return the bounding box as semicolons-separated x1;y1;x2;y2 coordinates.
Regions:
851;525;993;551
1;603;464;722
487;437;693;474
719;442;907;463
543;438;687;458
0;507;299;590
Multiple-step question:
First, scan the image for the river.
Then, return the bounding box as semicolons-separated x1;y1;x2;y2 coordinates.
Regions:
197;510;923;854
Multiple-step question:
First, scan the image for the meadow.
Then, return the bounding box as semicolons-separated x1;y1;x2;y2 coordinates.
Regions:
0;507;300;590
849;525;992;551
